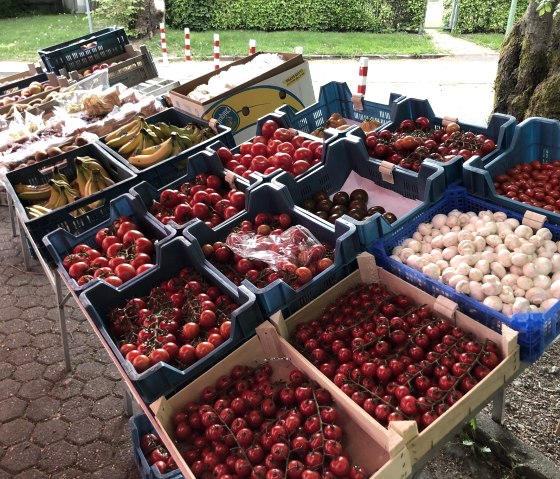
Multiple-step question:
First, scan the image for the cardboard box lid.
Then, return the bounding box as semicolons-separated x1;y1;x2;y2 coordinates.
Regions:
171;52;304;106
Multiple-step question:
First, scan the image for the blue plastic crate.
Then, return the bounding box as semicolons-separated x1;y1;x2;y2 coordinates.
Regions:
129;415;183;479
184;182;361;317
371;186;560;362
79;237;264;403
38;27;130;76
463;117;560;222
130;147;261;233
0;72;49;97
272;132;446;247
4;142;137;262
43;193;175;294
99;107;235;186
276;81;403;134
350;97;517;188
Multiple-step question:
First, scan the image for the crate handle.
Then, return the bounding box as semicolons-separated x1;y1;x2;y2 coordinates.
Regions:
522;210;546;230
434;295;458;320
379;161;395;184
357;252;379;284
38;158;69;175
351;94;364;112
67;197;106;218
224;170;237;190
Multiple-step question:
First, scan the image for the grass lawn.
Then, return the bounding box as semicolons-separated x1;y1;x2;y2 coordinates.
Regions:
456;33;505;51
0;14;440;62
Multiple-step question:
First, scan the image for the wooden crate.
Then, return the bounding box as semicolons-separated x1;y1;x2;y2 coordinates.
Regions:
150;325;411;479
67;45;158;88
270;252;521;468
0;73;69;117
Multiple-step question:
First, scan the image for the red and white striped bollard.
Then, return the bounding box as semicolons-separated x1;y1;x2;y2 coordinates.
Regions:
249;39;256;55
184;28;191;61
357;57;368;95
213;34;220;70
160;22;168;65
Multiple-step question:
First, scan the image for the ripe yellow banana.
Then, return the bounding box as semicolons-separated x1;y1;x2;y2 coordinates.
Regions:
43;182;63;209
75;157;111;179
84;169;109;208
105;123;142;149
128;137;174;169
52;167;69;184
104;117;141;143
118;131;143;158
15;183;51;202
74;162;91;198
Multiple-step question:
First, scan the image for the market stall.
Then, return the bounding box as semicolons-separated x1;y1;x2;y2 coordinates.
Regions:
2;26;559;479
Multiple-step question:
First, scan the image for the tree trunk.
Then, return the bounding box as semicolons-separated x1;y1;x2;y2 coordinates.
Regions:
494;0;560;120
134;0;165;38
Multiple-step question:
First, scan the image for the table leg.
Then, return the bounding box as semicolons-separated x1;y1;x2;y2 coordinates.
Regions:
55;273;72;372
7;193;17;237
123;385;134;416
492;387;506;424
17;219;32;272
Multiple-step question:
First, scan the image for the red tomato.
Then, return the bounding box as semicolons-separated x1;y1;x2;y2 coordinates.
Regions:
72;244;91;254
132;354;152;372
293;147;313;162
115;263;136;282
261;120;280;139
68;261;89;279
104;275;123;287
134;237;154;255
122;230;145;246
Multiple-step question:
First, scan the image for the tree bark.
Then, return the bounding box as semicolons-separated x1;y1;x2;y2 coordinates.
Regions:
134;0;164;38
494;0;560;120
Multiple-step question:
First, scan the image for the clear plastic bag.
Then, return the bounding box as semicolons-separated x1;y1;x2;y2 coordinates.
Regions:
225;225;325;271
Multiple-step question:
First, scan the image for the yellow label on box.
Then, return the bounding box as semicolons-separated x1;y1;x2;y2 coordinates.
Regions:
283;68;306;87
204;85;305;133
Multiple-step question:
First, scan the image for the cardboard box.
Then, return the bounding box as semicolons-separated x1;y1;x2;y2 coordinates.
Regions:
169;52;315;143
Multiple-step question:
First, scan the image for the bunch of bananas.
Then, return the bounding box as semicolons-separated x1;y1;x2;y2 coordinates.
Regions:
16;156;114;219
104;116;217;169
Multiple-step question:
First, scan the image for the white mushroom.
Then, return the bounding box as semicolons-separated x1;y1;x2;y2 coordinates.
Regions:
512;297;530;314
483;296;503;311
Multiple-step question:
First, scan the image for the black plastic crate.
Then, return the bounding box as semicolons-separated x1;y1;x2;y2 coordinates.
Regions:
4;142;137;261
38;28;129;76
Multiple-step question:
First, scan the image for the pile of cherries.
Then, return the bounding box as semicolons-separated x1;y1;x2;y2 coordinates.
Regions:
300;188;397;225
150;173;246;227
201;213;334;289
171;365;370;479
493;160;560;213
109;266;239;373
364;117;497;171
290;283;502;430
140;430;178;474
62;216;156;288
216;119;323;179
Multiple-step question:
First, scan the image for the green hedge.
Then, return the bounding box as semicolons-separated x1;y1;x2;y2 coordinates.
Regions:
0;0;31;18
166;0;427;32
443;0;529;33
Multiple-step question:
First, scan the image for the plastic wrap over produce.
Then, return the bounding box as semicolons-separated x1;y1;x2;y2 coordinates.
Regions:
187;54;286;102
226;225;322;271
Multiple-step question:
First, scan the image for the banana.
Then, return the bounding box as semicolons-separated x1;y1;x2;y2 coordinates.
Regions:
128;137;174;169
176;134;194;150
15;183;51;202
52;166;69;184
104;118;141;143
74;161;91;198
84;169;108;208
154;122;171;139
29;205;52;214
170;132;184;157
75;156;111;179
104;124;142;149
117;131;142;158
43;181;63;209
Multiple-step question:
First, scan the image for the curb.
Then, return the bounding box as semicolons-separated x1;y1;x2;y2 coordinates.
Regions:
151;54;452;65
469;413;560;479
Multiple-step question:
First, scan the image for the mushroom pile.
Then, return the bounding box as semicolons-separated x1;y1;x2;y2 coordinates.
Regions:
390;209;560;316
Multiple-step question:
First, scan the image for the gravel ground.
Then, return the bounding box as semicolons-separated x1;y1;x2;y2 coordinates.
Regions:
424;337;560;478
